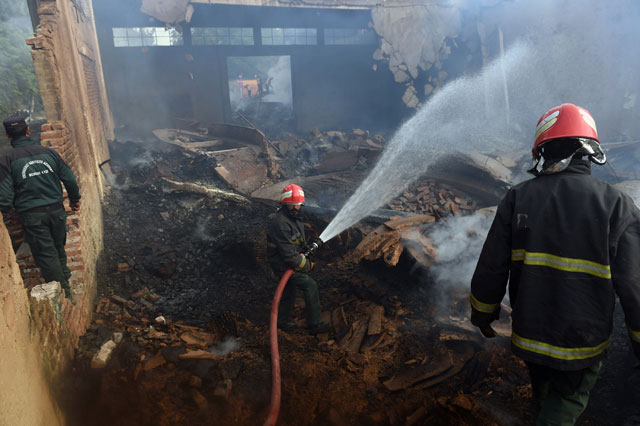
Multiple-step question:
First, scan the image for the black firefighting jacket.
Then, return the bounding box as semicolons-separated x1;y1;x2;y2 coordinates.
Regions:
0;136;80;214
471;159;640;370
267;207;311;274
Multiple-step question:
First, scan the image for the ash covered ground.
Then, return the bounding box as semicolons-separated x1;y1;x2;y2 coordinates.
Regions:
58;138;640;426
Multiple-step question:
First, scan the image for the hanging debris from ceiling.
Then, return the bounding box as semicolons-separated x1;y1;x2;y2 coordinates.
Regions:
140;0;195;24
371;3;463;108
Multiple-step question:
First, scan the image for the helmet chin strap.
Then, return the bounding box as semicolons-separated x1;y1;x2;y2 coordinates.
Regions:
528;154;576;176
529;138;606;176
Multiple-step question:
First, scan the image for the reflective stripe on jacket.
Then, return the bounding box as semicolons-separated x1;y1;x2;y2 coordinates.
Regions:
266;207;310;274
471;159;640;370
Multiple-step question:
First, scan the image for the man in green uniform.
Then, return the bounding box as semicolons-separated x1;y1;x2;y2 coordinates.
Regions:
0;116;81;298
470;104;640;425
267;183;331;334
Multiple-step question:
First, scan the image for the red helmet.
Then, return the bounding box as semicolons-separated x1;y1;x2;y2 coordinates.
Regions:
280;183;305;206
532;103;599;158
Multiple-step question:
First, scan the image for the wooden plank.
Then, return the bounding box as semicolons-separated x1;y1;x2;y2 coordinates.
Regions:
360;333;385;353
367;305;384;335
180;331;216;348
383;241;403;266
353;225;399;261
400;228;437;267
346;320;368;353
331;307;349;338
414;341;475;390
338;320;368;352
178;349;219;360
363;231;400;261
383;352;453;391
384;214;435;230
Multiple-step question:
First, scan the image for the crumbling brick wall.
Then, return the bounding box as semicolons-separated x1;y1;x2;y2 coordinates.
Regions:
0;0;113;391
0;216;63;426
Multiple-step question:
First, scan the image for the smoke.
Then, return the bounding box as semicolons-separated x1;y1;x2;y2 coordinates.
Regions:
262;56;292;105
321;0;640;242
229;80;252;111
427;213;492;287
209;337;240;356
194;217;224;241
0;3;40;123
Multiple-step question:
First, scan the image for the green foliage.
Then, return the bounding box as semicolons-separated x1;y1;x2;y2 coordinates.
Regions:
0;1;42;119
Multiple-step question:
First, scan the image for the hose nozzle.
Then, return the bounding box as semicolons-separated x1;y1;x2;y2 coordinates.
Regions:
303;237;324;257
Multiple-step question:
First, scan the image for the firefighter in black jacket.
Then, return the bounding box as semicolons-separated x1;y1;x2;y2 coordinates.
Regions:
267;183;330;334
1;116;81;299
470;103;640;426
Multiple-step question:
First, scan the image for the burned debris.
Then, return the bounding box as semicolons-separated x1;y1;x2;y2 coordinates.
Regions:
6;1;638;425
55;122;542;426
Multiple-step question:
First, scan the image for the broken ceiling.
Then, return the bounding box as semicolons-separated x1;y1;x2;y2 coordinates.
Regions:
141;0;194;24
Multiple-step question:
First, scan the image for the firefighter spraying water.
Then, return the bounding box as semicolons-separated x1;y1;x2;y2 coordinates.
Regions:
263;183;330;426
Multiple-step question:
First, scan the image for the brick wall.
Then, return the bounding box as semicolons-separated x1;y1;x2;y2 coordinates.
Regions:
2;0;113;379
0;218;63;426
2;119;91;375
0;0;112;415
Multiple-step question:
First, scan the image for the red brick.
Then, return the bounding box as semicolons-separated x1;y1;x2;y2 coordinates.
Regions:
65;248;82;257
68;264;84;271
46;137;65;147
40;130;62;139
53;122;66;130
41;124;53;132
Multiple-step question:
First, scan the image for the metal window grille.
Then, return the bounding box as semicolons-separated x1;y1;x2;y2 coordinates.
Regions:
191;27;254;46
324;28;377;45
112;27;183;47
261;28;317;45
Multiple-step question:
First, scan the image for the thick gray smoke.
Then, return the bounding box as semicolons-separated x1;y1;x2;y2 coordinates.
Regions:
262;55;292;105
428;213;492;287
321;0;640;242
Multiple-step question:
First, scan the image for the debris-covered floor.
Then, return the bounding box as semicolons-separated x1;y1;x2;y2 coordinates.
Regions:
58;134;640;426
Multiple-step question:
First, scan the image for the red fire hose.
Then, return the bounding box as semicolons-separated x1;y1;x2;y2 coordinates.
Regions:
262;268;294;426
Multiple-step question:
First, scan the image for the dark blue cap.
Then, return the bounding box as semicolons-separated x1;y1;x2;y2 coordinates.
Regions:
3;115;28;138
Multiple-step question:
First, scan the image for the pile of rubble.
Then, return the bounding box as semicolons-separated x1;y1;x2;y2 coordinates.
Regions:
350;214;438;268
271;127;385;177
66;127;550;425
386;179;478;218
91;287;240;369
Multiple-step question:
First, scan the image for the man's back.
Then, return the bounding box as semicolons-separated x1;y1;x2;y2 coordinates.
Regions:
470;103;640;425
472;159;640;370
0;136;79;213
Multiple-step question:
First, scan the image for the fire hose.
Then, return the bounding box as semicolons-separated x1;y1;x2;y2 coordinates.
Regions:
262;238;323;426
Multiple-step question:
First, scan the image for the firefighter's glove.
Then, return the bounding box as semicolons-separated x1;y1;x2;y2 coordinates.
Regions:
471;308;499;339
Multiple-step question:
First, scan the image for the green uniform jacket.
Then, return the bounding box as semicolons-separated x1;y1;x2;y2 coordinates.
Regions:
471;159;640;370
0;136;80;214
267;207;311;274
